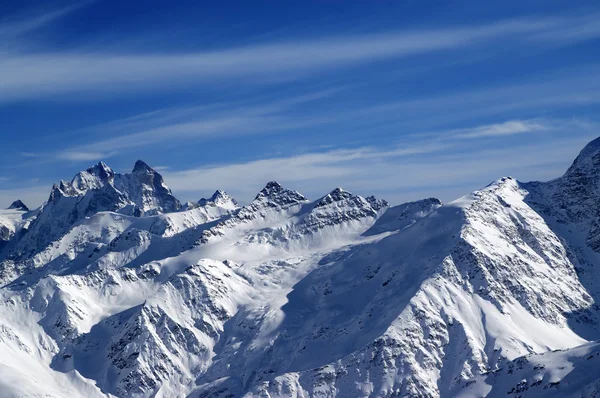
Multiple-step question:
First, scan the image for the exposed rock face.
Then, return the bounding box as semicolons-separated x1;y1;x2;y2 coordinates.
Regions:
115;160;181;214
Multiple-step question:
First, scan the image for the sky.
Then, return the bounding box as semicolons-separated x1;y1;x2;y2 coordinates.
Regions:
1;0;600;208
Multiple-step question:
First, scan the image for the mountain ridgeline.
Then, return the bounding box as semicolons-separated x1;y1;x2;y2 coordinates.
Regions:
1;140;600;397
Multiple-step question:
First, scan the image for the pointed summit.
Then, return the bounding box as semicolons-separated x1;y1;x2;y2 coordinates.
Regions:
254;181;307;207
87;162;114;179
7;200;29;211
256;181;284;197
69;162;115;193
114;160;180;213
132;159;153;174
199;190;238;209
564;136;600;178
316;187;356;207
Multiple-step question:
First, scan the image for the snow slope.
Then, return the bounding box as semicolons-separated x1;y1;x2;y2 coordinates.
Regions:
1;139;600;397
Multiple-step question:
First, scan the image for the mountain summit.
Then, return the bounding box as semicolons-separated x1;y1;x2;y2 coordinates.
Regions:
7;199;28;211
2;160;181;275
1;140;600;397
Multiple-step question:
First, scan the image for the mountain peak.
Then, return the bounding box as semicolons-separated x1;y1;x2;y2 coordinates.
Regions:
199;190;238;208
260;181;283;193
366;195;389;211
315;187;354;207
253;181;307;208
564;136;600;177
256;181;284;198
132;159;153;174
87;161;113;177
87;161;114;180
7;200;28;211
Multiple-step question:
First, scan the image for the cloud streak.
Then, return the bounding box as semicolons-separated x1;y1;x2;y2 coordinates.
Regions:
7;117;596;208
54;88;343;158
451;120;548;139
162;119;596;205
1;11;600;102
0;2;86;39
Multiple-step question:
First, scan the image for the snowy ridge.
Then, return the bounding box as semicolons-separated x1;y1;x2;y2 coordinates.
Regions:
460;341;600;397
1;140;600;397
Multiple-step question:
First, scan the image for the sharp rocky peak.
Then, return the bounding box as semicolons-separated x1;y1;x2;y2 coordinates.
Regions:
7;200;29;211
256;181;285;197
254;181;307;206
132;159;154;174
315;187;388;212
87;161;114;178
57;161;115;196
564;136;600;178
316;187;355;207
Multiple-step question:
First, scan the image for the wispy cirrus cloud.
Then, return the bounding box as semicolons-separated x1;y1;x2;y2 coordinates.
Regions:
155;115;598;205
1;10;600;103
451;120;548;139
51;88;343;159
10;117;597;208
163;130;596;206
57;151;118;162
0;2;87;39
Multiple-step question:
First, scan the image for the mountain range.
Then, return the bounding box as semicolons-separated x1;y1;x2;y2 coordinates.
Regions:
2;138;600;397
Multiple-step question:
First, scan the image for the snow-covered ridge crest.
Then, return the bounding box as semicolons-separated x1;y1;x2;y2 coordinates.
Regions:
197;183;389;247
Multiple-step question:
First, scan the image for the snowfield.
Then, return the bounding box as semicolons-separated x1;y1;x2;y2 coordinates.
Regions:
2;138;600;397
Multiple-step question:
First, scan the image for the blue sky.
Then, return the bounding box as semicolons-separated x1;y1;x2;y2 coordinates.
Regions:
1;0;600;208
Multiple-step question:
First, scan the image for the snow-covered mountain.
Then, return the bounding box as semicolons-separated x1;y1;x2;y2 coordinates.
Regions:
2;139;600;397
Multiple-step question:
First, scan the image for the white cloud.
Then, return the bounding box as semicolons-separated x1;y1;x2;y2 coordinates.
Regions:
0;3;85;39
1;12;599;102
57;151;117;161
6;119;597;209
453;120;547;139
163;128;597;206
55;88;342;156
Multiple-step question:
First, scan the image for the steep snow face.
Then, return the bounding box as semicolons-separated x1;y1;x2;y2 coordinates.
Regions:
363;197;441;236
198;185;389;253
190;178;591;398
3;139;600;398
